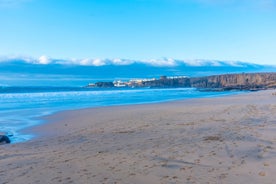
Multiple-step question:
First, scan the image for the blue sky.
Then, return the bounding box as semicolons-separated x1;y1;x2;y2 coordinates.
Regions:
0;0;276;65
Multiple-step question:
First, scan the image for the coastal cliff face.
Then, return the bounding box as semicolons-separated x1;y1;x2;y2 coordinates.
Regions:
94;82;114;88
88;72;276;90
140;73;276;90
139;77;191;88
190;73;276;90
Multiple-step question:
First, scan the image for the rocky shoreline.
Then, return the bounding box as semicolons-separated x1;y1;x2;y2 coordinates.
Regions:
87;72;276;91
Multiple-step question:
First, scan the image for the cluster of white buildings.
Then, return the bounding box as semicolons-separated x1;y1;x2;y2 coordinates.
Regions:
113;76;188;87
88;75;189;88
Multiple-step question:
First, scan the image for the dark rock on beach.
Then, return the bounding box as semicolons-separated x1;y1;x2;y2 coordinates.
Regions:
0;135;11;144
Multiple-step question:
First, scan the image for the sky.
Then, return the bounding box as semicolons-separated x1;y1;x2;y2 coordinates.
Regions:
0;0;276;65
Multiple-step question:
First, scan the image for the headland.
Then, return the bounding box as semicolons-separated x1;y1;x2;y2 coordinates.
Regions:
87;72;276;91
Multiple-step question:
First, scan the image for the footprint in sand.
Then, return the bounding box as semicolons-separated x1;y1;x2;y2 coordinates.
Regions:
259;171;266;176
264;163;270;166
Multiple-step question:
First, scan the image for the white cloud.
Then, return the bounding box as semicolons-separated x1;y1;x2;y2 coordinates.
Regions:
37;55;51;64
89;58;106;66
185;60;241;67
184;60;226;66
0;55;53;65
61;58;134;66
226;61;247;67
180;59;204;66
79;59;95;66
0;55;33;63
0;55;259;67
112;58;135;65
75;58;107;66
143;58;177;67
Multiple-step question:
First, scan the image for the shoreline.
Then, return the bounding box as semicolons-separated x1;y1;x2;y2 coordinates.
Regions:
25;90;249;140
2;87;245;143
20;89;247;141
1;89;276;183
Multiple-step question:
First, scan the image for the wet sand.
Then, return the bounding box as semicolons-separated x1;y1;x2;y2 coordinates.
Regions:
1;90;276;184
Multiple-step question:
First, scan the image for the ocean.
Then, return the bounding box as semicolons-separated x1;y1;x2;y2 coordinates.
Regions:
1;59;274;143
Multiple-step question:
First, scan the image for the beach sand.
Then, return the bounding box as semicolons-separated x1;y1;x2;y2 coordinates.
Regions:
1;90;276;184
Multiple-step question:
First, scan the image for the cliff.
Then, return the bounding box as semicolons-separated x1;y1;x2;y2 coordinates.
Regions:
191;73;276;90
134;77;191;88
94;82;114;88
87;72;276;90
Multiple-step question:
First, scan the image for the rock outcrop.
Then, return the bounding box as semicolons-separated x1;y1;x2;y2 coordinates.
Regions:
138;77;191;88
94;82;114;88
0;135;11;144
136;73;276;90
190;73;276;90
87;72;276;91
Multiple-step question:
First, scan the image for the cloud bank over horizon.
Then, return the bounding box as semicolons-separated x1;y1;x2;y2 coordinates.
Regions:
0;55;274;87
0;55;264;67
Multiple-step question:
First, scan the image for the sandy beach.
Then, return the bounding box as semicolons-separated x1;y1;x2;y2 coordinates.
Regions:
1;90;276;184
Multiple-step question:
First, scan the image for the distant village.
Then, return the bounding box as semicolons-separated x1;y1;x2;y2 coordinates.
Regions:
86;76;189;88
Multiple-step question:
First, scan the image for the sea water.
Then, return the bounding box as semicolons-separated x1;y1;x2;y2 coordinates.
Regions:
0;85;245;143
